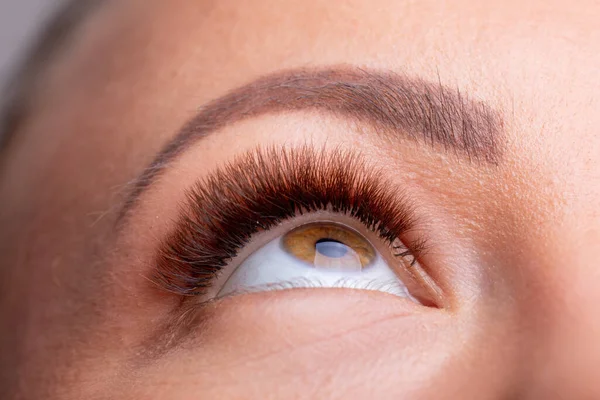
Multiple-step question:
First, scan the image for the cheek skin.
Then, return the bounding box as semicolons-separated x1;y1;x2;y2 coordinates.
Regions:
112;290;519;400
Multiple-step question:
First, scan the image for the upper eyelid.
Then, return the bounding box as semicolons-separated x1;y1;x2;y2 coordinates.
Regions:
116;66;504;229
151;145;426;297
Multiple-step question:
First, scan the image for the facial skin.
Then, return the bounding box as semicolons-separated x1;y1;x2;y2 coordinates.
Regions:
1;0;599;398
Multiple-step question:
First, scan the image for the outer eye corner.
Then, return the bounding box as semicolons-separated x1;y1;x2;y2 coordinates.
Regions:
393;247;445;309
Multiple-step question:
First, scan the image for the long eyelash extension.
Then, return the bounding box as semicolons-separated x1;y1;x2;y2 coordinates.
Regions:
154;145;426;296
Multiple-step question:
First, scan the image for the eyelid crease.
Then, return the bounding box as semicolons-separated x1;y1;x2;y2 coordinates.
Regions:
152;145;427;298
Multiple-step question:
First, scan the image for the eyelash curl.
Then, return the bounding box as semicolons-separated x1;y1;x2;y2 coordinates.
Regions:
154;145;427;296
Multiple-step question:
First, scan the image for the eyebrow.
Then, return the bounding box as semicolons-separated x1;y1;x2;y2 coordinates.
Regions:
118;66;504;223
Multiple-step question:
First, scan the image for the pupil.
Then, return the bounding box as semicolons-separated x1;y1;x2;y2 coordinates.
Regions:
315;239;348;258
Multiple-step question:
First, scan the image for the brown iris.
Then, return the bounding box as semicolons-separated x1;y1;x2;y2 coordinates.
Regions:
281;223;376;270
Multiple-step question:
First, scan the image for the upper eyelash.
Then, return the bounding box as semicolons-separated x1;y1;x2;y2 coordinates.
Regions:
153;145;426;296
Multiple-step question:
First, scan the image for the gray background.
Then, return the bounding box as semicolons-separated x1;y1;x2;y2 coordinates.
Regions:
0;0;63;92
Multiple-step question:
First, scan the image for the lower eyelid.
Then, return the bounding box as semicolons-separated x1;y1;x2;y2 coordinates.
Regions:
219;276;420;300
171;285;436;353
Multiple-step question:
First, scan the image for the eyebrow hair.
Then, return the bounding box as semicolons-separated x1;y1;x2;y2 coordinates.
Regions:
119;66;504;222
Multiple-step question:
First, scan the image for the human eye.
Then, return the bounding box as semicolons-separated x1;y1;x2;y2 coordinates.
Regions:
153;145;441;307
219;222;420;301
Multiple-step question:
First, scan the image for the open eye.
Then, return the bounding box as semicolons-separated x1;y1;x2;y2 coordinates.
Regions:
218;222;421;302
153;147;441;305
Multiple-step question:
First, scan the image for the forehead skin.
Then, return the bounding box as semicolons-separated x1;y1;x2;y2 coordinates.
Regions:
1;0;599;398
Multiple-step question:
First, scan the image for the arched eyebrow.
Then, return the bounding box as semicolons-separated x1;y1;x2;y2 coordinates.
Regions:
117;66;504;224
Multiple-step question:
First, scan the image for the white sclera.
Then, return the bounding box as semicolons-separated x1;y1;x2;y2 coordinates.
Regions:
218;236;417;300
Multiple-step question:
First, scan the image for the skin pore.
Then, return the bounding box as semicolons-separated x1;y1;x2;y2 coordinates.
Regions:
0;0;599;398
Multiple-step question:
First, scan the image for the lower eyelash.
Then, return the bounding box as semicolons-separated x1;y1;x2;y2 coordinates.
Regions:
218;277;416;299
153;145;426;297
